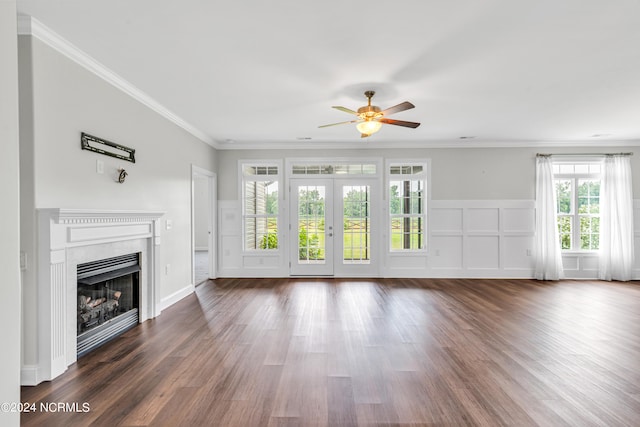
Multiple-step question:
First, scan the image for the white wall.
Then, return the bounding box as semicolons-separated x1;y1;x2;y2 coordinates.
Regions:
0;2;21;426
18;35;217;379
216;147;640;279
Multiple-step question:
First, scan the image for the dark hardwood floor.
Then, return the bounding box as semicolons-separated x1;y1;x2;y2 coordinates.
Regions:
21;278;640;426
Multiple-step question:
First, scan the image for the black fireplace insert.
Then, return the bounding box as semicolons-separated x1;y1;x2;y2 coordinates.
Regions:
76;253;140;357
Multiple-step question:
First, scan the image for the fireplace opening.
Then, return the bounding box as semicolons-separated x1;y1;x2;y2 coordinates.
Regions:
77;253;140;357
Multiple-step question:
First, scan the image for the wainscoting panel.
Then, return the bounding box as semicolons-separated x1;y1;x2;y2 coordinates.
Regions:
503;236;535;270
561;253;600;278
242;254;281;269
426;200;535;278
430;208;463;232
387;254;428;270
467;235;500;269
428;236;463;270
220;235;241;270
581;256;600;271
562;256;578;270
218;201;242;275
219;202;240;236
467;208;499;232
633;200;640;278
503;208;535;233
218;201;287;277
217;199;639;279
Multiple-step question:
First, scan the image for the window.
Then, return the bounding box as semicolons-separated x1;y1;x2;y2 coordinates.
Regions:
242;163;280;251
389;163;427;251
553;162;601;251
291;163;377;175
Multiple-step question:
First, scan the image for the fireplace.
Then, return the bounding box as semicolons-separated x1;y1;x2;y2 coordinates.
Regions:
30;209;164;385
76;253;141;357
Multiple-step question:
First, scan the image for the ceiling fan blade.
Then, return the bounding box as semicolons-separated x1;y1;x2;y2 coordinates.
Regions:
332;106;358;115
379;118;421;128
361;133;371;138
318;119;360;128
381;101;415;116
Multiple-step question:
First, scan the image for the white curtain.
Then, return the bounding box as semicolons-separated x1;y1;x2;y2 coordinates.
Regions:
534;156;564;280
599;155;634;281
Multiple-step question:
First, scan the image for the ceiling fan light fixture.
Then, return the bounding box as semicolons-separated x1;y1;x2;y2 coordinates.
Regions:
356;120;382;135
319;90;419;137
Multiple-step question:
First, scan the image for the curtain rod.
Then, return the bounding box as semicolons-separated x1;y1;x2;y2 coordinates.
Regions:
536;152;633;158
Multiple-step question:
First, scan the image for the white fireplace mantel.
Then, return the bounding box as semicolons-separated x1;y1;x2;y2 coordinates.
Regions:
34;209;164;384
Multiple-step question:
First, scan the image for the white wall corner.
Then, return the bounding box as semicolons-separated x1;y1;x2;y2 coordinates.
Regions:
20;365;41;387
16;15;217;148
160;284;195;311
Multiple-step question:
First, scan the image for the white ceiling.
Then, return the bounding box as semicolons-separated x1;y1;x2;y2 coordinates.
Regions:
16;0;640;150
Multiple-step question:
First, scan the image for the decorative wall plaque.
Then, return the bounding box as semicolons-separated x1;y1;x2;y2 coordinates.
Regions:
81;132;136;163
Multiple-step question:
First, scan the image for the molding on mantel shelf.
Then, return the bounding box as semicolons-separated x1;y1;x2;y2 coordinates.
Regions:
41;208;165;224
16;15;218;149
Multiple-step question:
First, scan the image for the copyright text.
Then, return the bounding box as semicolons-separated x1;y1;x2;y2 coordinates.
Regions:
1;402;90;413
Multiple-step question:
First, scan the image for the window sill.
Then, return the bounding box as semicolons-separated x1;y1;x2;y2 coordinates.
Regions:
561;251;600;255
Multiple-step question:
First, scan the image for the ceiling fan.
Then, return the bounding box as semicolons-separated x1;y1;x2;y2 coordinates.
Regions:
319;90;420;138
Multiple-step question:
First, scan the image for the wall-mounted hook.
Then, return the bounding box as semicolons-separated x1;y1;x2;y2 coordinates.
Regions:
117;168;128;183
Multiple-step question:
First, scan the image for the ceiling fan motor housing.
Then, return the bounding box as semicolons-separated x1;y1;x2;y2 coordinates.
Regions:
357;105;382;120
358;90;382;120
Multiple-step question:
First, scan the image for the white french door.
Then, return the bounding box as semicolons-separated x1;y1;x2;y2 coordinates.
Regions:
290;179;334;275
290;178;379;276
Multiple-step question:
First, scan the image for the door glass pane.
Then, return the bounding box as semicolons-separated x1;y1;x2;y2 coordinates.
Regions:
298;186;326;263
342;185;370;264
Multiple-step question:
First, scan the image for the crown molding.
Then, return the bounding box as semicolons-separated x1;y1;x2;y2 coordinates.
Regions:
14;17;640;153
214;138;640;151
17;15;218;149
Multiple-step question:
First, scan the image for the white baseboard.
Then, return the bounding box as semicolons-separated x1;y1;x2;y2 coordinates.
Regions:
160;284;195;311
217;268;287;278
21;365;42;386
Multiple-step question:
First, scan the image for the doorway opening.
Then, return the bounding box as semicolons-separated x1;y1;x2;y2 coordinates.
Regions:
191;166;216;285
